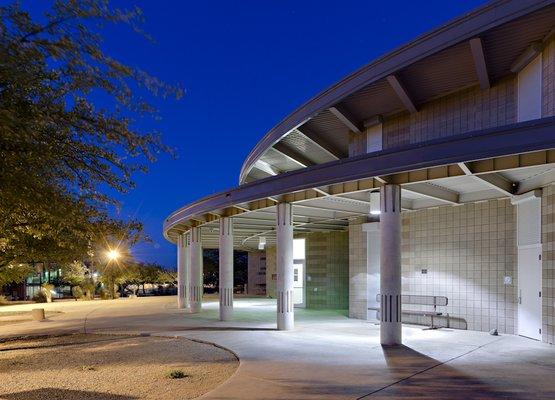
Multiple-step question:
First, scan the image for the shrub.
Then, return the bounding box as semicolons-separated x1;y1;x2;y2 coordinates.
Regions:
82;281;96;300
72;286;84;300
33;291;48;303
41;283;55;303
0;295;9;305
99;288;110;300
165;369;187;379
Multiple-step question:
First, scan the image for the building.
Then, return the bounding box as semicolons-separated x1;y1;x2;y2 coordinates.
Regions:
1;263;66;301
164;0;555;345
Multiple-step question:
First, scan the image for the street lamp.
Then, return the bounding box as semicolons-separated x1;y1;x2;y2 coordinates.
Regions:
105;248;121;300
106;249;120;262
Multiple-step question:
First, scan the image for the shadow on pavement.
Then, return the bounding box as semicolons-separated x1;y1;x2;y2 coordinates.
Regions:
361;345;527;399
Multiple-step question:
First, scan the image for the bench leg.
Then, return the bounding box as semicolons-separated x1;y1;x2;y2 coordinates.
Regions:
422;314;441;330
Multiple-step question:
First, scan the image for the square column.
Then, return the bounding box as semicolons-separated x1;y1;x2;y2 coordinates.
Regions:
380;184;402;345
219;217;234;321
276;202;294;330
177;232;190;310
188;226;203;313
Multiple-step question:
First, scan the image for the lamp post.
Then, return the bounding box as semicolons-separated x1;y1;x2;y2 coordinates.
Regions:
105;248;120;299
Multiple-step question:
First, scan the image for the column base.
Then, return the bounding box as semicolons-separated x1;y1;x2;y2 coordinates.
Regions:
220;306;233;321
177;300;190;310
189;302;202;314
380;322;402;345
277;312;294;331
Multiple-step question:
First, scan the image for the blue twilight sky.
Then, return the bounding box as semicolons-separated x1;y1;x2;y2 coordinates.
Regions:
54;0;489;267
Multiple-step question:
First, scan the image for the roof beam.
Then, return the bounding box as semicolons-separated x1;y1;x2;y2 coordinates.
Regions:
469;37;490;90
476;173;516;196
402;182;459;204
458;162;517;196
510;41;543;73
296;127;346;159
273;142;315;168
329;105;363;134
515;167;555;195
254;159;280;176
337;193;413;211
386;74;417;113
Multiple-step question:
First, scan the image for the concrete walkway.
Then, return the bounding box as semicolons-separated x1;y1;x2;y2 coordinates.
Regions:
1;296;554;399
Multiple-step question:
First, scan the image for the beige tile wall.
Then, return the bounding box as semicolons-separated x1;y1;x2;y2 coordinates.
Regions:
349;220;368;319
542;184;555;344
383;77;517;149
301;232;349;310
402;199;518;334
265;245;276;298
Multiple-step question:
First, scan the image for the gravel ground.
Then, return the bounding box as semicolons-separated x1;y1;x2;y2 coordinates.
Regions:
0;334;238;400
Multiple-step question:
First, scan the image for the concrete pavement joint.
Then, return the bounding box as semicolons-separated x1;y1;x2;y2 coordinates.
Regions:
356;336;505;399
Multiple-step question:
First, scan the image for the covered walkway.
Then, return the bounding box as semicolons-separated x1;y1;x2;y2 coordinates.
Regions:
159;298;555;399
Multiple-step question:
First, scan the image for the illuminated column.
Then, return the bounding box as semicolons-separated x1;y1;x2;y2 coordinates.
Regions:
176;233;190;310
188;226;203;313
380;184;402;345
219;217;234;321
276;202;294;330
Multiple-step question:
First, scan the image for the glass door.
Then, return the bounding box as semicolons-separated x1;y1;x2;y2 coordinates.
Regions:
293;238;306;308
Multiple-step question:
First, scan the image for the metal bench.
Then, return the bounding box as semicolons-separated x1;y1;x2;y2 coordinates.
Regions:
373;294;449;329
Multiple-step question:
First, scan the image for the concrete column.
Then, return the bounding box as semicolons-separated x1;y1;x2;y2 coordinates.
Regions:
188;227;203;313
276;202;294;330
219;217;234;321
176;233;190;310
379;184;402;345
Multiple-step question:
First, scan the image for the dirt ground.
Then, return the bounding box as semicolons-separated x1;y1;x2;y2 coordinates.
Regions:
0;334;238;400
0;311;62;326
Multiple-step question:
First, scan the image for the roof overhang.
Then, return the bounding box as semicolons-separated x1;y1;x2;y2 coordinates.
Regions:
238;0;554;184
165;117;555;244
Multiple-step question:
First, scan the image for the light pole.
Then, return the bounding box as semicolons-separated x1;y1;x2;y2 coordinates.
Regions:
105;248;120;299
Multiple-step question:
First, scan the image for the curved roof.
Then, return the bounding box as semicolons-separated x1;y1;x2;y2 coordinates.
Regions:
238;0;555;183
164;0;555;247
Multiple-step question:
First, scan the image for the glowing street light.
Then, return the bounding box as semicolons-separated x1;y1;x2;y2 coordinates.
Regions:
106;248;120;262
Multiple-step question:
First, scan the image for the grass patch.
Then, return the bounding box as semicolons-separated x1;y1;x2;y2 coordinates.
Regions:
165;369;187;379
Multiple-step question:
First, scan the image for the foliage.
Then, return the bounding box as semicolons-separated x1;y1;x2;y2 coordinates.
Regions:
41;283;55;302
0;1;181;278
0;295;8;305
0;263;33;288
71;285;84;299
61;261;87;287
82;279;96;299
33;290;48;303
165;369;187;379
98;287;110;300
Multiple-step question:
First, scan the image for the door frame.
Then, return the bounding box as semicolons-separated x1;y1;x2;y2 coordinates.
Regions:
517;243;542;340
293;258;306;308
